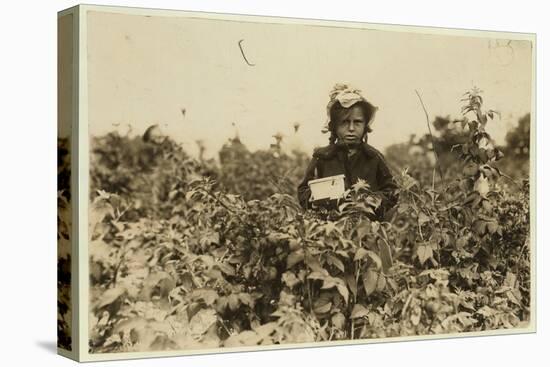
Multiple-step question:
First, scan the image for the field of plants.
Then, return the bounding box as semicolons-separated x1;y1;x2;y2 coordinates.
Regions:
57;137;72;350
87;90;531;353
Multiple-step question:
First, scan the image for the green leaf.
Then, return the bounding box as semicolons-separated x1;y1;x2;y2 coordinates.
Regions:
487;221;499;235
267;231;290;242
387;277;398;292
307;271;327;281
376;273;387;292
200;231;220;247
94;286;126;314
378;241;393;272
367;250;382;269
327;254;345;272
418;212;430;226
331;312;346;330
338;202;351;211
113;316;148;337
345;273;358;297
474;220;487;235
90;201;115;228
417;244;433;265
138;272;175;301
362;269;378;296
351;304;369;319
288;238;301;251
323;221;342;236
238;293;256;308
476;306;496;318
254;322;277;338
189;308;217;336
191;288;218;306
336;283;350;304
398;203;410;214
89;239;112;263
306;255;327;274
228;293;240;311
505;272;518;288
322;276;349;304
482;199;493;212
336;250;350;258
463;162;479;176
366;195;382;209
224;330;262;348
185;190;197;201
356;221;370;239
216;262;235;276
474;176;490;196
506;289;522;306
313;301;332;314
286;249;304;269
354;248;368;261
215;297;228;313
204;268;224;280
410;306;421;326
282;271;301;288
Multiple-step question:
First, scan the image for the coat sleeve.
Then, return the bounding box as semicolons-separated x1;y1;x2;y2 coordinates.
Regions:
375;157;399;219
297;156;319;210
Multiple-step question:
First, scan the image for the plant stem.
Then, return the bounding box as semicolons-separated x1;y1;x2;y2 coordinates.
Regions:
415;90;444;183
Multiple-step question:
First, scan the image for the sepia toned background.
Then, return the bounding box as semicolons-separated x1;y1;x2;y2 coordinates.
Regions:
86;11;532;158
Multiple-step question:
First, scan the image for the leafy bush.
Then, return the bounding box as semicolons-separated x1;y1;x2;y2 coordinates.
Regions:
58;137;72;350
218;136;310;201
88;89;530;353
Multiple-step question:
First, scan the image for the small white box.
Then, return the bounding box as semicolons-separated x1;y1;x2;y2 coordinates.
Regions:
308;174;346;201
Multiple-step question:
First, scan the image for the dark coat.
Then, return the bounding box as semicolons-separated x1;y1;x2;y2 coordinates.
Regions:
297;141;398;218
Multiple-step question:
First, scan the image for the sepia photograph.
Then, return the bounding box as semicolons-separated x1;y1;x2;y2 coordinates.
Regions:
78;5;534;359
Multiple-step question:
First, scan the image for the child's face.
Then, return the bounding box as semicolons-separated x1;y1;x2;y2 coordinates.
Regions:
334;105;366;145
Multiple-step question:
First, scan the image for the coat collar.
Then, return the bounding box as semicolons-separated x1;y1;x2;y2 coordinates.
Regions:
313;141;378;160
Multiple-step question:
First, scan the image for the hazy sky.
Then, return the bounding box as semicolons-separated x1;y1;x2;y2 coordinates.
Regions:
87;11;533;159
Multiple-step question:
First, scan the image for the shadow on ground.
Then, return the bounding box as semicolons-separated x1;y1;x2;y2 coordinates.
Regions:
35;340;58;354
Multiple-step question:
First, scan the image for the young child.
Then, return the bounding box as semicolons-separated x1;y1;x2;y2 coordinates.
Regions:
297;83;398;219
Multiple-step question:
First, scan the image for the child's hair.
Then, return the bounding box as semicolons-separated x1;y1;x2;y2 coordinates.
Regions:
327;100;376;144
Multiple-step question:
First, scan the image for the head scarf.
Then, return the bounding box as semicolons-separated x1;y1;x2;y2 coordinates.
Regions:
322;83;378;134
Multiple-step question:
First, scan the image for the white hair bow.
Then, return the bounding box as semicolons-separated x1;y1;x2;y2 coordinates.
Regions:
322;83;377;134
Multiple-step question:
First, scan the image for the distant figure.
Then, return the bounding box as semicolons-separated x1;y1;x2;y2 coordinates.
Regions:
297;83;398;219
142;124;167;145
